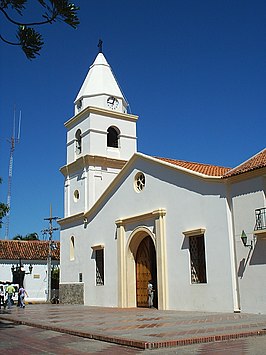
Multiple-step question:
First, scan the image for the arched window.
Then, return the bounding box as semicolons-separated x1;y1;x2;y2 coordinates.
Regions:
75;129;82;154
107;126;119;148
70;236;75;261
73;189;80;202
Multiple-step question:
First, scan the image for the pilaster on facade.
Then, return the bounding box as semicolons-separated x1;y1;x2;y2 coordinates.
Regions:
115;208;168;310
153;209;168;310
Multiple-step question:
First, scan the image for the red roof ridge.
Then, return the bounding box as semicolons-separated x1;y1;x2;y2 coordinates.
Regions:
223;148;266;178
0;240;60;261
154;156;231;177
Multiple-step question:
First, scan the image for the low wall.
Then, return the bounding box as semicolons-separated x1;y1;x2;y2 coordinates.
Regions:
59;283;84;304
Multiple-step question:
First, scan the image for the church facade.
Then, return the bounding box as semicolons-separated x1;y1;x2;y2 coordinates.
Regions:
59;49;266;314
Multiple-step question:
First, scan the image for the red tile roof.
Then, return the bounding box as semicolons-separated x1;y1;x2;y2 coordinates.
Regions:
223;148;266;178
0;240;60;261
155;157;231;176
155;148;266;178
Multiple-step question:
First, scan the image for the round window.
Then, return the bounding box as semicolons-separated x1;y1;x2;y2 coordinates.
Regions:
74;190;80;202
134;172;145;192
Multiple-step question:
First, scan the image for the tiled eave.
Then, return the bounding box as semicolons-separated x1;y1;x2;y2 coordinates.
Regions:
0;240;60;261
223;148;266;178
223;166;266;182
155;157;230;177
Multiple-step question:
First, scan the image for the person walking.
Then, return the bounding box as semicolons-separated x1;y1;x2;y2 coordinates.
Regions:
6;283;15;309
18;286;28;308
0;285;5;309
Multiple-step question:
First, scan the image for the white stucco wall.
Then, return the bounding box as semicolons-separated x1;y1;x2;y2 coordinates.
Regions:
0;260;59;303
60;157;237;312
66;110;137;165
60;219;118;307
65;164;123;218
75;95;127;116
231;176;266;313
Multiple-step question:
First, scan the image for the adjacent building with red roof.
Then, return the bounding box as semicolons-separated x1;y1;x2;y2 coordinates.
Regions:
0;240;60;303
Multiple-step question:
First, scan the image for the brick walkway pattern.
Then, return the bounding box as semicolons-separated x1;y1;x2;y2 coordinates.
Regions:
1;304;266;350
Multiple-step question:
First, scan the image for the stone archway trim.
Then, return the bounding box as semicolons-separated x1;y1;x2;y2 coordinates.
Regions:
115;208;168;310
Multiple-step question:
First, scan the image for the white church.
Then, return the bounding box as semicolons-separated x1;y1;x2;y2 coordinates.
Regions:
58;46;266;314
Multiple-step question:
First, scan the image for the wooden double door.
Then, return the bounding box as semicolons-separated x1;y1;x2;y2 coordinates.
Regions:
136;236;157;308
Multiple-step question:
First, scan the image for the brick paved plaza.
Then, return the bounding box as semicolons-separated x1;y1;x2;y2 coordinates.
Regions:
1;304;266;351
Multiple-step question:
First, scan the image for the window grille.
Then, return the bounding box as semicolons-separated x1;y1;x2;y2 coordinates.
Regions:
95;249;104;286
189;235;207;284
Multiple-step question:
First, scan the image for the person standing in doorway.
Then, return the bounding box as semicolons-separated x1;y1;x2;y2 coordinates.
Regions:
147;280;154;308
18;286;28;308
6;283;15;309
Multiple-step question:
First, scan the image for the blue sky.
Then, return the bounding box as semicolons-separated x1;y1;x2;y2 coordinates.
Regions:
0;0;265;240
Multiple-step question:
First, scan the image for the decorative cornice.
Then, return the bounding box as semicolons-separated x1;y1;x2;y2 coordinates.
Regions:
182;228;206;237
64;106;138;129
115;208;166;227
60;155;127;176
57;212;84;226
91;244;105;250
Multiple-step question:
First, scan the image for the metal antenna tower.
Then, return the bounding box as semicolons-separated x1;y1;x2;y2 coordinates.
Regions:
5;110;21;239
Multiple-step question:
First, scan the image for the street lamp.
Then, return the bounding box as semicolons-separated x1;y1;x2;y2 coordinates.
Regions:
240;230;253;249
11;264;15;274
29;264;33;274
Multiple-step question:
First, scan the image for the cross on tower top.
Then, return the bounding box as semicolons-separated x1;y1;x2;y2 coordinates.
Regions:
98;39;103;53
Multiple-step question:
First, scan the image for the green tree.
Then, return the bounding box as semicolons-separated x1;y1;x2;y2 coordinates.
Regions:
0;177;9;228
0;0;79;59
13;232;39;240
13;234;23;240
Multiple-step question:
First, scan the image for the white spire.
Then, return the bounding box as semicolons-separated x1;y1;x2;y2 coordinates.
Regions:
74;52;128;114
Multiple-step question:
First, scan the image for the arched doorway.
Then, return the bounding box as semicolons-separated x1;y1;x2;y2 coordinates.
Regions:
136;236;157;308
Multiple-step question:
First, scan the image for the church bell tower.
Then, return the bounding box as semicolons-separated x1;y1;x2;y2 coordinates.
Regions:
61;42;138;218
